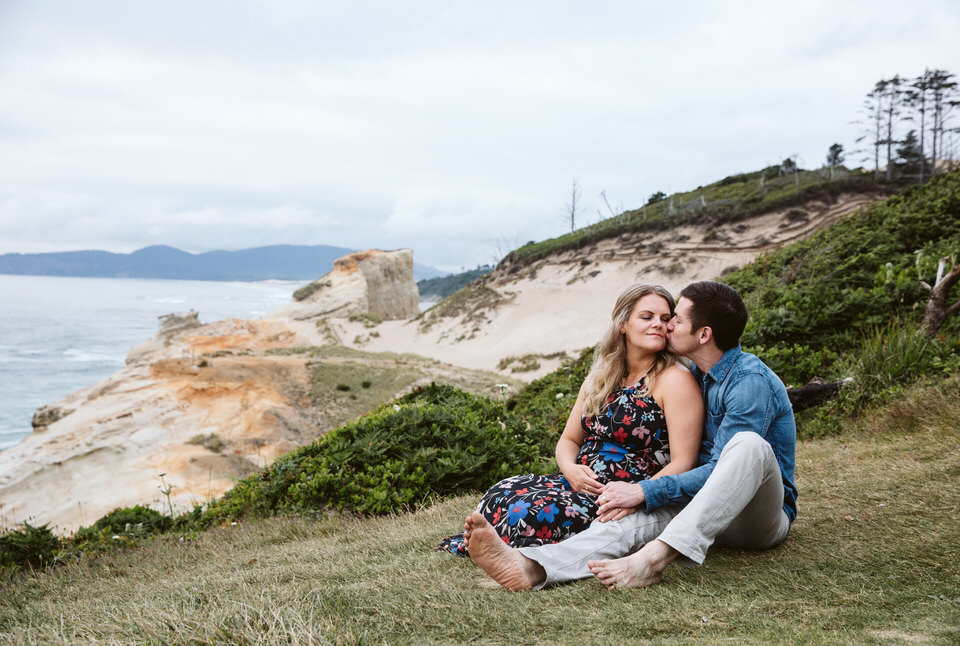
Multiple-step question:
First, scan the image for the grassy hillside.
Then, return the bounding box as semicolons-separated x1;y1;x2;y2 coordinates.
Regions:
2;168;959;643
728;169;960;386
1;378;956;644
501;167;894;269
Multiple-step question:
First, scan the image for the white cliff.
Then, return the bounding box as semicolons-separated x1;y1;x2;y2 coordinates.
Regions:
269;248;419;321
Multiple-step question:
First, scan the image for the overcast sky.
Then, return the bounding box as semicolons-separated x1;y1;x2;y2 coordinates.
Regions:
1;2;958;273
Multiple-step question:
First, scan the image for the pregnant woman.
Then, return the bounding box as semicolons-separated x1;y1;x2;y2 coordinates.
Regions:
438;284;703;555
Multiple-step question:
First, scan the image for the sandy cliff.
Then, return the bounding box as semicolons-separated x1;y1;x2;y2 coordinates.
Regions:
326;193;880;378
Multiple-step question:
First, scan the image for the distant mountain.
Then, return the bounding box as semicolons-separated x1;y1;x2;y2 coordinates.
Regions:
0;245;445;282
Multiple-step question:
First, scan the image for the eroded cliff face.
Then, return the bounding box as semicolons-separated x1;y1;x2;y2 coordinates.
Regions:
270;248;419;321
0;312;516;532
0;248;506;533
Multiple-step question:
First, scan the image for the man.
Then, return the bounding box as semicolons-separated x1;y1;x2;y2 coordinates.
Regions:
463;281;797;590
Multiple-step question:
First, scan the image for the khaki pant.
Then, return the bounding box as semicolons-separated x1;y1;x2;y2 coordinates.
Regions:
518;432;792;587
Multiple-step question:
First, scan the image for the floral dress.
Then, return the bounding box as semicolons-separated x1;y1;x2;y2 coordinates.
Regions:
437;379;670;556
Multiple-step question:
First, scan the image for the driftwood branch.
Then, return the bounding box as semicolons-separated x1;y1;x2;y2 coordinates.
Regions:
920;261;960;337
787;378;846;412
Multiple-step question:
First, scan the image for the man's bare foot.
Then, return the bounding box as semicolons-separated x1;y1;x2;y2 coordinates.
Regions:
588;539;678;589
463;512;545;591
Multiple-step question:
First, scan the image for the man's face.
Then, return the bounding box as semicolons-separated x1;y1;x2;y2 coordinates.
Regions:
666;297;700;356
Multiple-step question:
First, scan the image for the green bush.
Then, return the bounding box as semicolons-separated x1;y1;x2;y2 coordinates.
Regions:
839;320;960;409
73;505;173;543
727;169;960;383
0;523;61;569
292;280;330;302
201;384;554;522
746;344;841;387
505;348;593;453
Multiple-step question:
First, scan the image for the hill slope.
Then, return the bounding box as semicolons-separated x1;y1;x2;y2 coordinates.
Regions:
327;169;893;378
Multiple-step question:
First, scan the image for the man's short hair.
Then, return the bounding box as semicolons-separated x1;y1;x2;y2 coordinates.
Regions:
679;281;748;351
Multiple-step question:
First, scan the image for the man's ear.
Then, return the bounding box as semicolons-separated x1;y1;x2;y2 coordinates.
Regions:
698;326;714;345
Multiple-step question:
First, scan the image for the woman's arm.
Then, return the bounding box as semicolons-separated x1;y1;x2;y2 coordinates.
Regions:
649;364;704;479
556;384;603;495
595;364;703;522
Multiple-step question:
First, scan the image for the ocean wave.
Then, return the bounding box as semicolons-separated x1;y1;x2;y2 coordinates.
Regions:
63;348;125;363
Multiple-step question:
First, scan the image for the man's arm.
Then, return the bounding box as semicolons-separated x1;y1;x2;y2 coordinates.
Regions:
640;372;776;511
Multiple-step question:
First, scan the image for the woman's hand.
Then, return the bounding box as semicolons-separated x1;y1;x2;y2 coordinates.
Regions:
595;504;638;523
563;464;603;495
595;481;646;522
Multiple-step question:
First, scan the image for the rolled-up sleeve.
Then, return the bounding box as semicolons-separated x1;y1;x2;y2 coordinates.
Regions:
641;372;774;511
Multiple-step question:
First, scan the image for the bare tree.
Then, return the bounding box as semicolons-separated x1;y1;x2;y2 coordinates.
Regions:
907;69;933;182
564;178;581;233
881;75;907;180
857;80;886;179
928;69;959;173
921;256;960;337
597;190;625;224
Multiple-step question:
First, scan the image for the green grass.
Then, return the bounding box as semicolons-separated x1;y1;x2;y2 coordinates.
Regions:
1;379;957;644
501;168;892;270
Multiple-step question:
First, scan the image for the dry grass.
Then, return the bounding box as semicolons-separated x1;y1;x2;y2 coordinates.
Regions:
2;385;958;645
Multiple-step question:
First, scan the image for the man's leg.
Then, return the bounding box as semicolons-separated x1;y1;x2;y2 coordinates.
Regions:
590;432;789;589
516;504;681;588
653;431;789;565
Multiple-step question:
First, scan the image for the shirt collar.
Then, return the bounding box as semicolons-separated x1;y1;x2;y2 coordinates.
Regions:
698;345;743;385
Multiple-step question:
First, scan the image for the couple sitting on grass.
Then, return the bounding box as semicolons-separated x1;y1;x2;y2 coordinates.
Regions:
438;280;797;590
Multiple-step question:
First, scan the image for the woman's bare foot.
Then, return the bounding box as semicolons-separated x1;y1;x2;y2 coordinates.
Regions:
463;512;544;591
588;539;678;589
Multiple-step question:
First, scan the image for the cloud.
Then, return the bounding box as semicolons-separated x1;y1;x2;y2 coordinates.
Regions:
1;1;959;268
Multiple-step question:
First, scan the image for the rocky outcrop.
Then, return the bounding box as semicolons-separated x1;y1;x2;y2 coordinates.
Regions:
126;310;202;364
269;249;419;321
0;313;516;533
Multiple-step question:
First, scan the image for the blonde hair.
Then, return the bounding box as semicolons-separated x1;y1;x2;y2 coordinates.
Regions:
581;284;678;418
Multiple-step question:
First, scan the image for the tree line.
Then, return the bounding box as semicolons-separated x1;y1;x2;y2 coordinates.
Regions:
857;68;959;183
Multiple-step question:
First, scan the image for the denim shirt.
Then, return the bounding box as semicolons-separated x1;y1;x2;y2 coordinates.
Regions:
640;346;798;522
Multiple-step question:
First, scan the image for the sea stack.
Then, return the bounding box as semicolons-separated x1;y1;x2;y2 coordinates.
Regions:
269;248;420;321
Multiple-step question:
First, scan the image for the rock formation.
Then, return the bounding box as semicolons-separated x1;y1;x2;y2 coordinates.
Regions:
269;249;419;321
126;310;202;364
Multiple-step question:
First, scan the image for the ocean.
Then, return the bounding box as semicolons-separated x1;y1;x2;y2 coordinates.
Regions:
0;275;304;452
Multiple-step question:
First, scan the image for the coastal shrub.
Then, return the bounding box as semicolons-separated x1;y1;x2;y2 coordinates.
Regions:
201;384;551;521
348;313;382;328
73;505;173;543
837;320;960;410
505;347;594;457
746;343;841;387
0;523;61;569
292;280;330;302
727;169;960;383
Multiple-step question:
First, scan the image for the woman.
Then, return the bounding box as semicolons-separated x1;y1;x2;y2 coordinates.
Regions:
438;284;703;555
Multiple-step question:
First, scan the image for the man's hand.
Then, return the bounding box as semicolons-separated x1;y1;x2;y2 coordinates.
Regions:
563;465;603;495
595;481;646;522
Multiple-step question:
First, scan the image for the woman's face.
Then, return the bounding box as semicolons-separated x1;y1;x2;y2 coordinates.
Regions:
620;293;671;354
